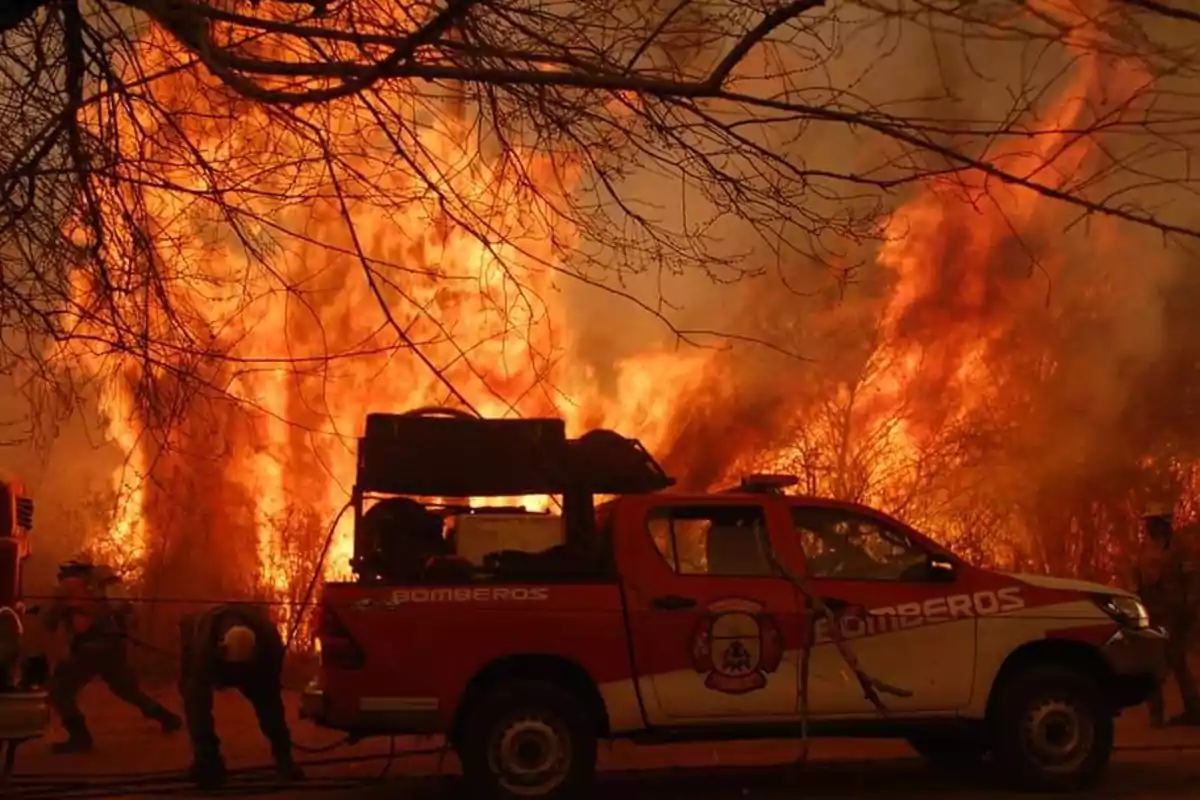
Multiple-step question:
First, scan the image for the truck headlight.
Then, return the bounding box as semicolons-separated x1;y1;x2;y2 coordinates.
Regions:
1092;594;1150;630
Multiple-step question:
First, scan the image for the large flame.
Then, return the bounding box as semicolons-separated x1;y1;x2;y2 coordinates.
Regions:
57;17;713;624
56;0;1160;619
747;2;1154;549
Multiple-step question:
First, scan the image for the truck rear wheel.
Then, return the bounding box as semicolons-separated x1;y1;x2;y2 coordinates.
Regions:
459;680;597;799
990;665;1113;792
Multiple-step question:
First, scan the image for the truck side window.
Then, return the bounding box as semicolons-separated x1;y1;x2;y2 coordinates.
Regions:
646;505;775;577
792;507;928;581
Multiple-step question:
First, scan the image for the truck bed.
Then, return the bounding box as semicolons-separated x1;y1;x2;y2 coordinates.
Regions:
313;580;634;735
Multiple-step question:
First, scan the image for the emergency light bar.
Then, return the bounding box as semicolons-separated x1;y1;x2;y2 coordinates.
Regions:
729;474;799;495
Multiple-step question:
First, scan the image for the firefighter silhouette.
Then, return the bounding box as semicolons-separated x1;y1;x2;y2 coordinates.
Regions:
691;598;783;694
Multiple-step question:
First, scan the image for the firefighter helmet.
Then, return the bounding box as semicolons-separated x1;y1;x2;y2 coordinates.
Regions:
219;624;258;664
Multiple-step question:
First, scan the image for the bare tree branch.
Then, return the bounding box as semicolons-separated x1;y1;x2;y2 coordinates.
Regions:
2;0;1200;635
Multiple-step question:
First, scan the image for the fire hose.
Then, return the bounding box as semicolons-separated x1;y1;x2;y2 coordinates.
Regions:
15;497;893;784
3;501;437;789
109;499;413;765
763;547;912;773
285;501;352;650
6;499;460;796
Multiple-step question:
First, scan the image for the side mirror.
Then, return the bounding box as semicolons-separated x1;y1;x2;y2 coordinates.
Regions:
927;555;957;583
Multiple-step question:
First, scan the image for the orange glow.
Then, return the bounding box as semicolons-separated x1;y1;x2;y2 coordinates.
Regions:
754;2;1152;550
54;0;1156;610
52;10;719;622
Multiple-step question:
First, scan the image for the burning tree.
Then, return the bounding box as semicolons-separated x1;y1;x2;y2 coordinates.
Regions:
0;0;1199;638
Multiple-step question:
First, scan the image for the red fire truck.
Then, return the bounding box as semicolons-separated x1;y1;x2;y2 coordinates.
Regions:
302;410;1166;797
0;477;49;778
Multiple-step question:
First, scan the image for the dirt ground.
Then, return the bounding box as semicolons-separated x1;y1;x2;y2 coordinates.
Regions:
7;670;1200;799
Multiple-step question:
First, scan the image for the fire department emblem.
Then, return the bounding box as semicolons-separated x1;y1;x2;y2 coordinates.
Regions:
690;598;783;695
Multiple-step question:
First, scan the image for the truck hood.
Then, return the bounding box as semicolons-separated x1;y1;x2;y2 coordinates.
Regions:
1000;572;1134;599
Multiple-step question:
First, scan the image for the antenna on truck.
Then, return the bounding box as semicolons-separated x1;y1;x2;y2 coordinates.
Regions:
721;474;799;496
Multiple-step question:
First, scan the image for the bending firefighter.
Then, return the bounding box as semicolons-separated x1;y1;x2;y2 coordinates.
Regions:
42;555;182;752
179;603;304;788
1136;504;1200;726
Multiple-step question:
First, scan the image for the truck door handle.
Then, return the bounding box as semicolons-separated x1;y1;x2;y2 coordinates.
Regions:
651;594;698;611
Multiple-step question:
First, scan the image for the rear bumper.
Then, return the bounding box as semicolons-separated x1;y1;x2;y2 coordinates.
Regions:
300;684;443;736
1100;626;1169;708
0;689;51;741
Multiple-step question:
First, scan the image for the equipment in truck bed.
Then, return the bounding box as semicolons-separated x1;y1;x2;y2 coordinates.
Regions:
358;497;448;582
350;407;673;583
454;513;564;566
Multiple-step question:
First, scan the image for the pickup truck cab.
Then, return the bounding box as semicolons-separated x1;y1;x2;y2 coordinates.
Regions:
302;411;1166;798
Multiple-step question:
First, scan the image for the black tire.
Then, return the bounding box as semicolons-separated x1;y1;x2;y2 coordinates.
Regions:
458;680;597;799
989;665;1114;793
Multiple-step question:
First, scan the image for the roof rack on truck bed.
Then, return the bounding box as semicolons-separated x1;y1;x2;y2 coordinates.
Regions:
356;406;674;498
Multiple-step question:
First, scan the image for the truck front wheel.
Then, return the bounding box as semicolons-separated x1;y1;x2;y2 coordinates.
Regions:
990;665;1113;792
459;680;597;799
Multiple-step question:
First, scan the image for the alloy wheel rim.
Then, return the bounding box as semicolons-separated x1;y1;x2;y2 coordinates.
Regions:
1020;696;1094;773
487;714;572;796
